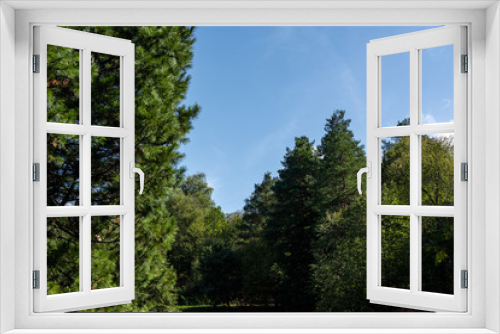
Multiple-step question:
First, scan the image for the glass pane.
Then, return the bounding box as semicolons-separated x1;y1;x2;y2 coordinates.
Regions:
91;137;120;205
47;217;80;294
381;52;410;127
421;134;454;206
421;217;454;294
381;215;410;289
421;45;454;124
381;136;410;205
91;52;120;127
91;215;120;289
47;45;80;124
47;133;80;206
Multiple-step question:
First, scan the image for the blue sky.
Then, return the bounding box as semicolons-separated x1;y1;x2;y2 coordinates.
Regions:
181;26;453;213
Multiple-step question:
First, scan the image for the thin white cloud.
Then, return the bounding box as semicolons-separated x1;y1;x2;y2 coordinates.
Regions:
427;133;454;143
206;176;222;191
442;98;452;109
244;116;299;168
340;66;364;112
422;113;437;124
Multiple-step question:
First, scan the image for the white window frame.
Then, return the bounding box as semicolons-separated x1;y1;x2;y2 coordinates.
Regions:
1;1;499;333
366;26;468;312
33;26;136;313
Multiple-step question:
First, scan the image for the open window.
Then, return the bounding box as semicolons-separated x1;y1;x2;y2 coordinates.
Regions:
362;26;467;312
33;26;140;312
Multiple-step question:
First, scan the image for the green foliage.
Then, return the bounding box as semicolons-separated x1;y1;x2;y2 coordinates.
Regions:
47;217;80;295
91;216;121;290
166;173;227;304
378;130;454;295
421;135;454;206
81;26;200;312
381;215;410;289
317;110;366;212
312;199;372;311
381;136;411;205
45;25;455;311
264;136;321;311
239;172;277;242
421;217;454;294
312;110;371;311
236;173;277;305
47;45;80;124
47;26;201;312
47;134;79;206
193;239;243;307
90;52;120;127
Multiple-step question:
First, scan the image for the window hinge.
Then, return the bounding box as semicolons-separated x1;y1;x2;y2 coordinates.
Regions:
33;270;40;289
33;163;40;182
461;270;468;289
461;162;468;181
33;54;40;73
461;54;468;73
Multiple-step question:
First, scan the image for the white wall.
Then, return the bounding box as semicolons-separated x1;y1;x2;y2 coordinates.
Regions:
1;2;495;332
486;2;500;332
0;2;16;333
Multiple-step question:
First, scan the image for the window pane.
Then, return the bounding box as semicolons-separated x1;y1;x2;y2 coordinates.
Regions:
381;136;410;205
91;215;120;289
47;45;80;124
421;134;454;206
47;133;80;206
91;52;120;127
381;215;410;289
421;217;454;294
381;52;410;127
91;137;120;205
47;217;80;295
421;45;454;124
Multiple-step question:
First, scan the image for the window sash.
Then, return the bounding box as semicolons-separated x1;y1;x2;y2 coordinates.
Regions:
366;26;468;312
33;26;136;313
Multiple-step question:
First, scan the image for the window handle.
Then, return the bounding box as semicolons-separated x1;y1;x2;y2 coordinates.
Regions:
357;162;371;195
129;162;144;195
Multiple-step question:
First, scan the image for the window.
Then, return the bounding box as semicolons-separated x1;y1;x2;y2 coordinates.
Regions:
364;26;467;312
33;25;465;314
33;26;139;312
2;2;496;333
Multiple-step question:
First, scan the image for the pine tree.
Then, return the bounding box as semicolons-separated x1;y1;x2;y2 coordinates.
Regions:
312;198;372;311
264;136;321;311
312;110;371;311
239;172;277;242
317;110;366;212
46;27;201;312
236;172;277;305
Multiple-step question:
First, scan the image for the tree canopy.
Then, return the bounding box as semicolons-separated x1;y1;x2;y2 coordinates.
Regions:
46;27;455;312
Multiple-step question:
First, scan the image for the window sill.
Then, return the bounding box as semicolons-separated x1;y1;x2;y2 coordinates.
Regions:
4;328;495;334
4;329;497;334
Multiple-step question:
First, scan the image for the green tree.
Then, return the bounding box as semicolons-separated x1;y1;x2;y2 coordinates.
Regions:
317;110;366;212
312;198;372;311
264;136;321;311
421;135;454;206
46;26;201;312
379;121;454;298
194;239;243;307
311;111;370;311
237;172;277;305
166;173;227;304
239;172;277;242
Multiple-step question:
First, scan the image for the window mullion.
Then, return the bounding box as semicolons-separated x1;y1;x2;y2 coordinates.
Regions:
78;48;85;293
82;47;92;294
409;47;420;294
